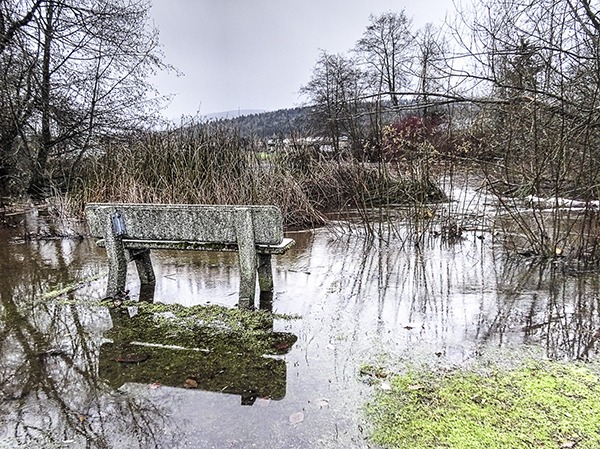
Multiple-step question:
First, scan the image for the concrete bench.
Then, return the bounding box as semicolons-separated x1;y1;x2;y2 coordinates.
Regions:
85;203;295;306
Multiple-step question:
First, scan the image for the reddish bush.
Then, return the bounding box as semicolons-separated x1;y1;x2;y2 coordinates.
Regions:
383;115;443;161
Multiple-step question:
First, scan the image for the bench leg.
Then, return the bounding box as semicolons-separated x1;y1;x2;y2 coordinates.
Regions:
235;208;257;309
133;249;156;286
139;283;156;302
257;254;273;292
105;235;128;298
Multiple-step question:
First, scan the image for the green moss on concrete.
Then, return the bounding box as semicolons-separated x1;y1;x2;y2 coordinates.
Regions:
100;300;298;400
100;341;288;399
365;361;600;449
105;300;297;355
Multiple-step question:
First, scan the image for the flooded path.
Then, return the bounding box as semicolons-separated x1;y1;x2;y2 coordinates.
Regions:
1;193;599;448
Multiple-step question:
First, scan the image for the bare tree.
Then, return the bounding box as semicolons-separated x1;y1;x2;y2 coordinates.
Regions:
354;11;415;108
0;0;44;54
300;51;366;155
27;0;167;195
447;0;600;258
0;1;42;192
414;23;451;117
0;0;167;195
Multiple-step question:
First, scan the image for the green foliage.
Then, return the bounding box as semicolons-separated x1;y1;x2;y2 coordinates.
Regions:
366;361;600;448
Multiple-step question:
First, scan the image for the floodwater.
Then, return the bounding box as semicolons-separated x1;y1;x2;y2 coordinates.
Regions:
1;186;600;448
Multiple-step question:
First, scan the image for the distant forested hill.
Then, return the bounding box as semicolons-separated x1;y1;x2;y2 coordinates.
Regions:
215;107;313;138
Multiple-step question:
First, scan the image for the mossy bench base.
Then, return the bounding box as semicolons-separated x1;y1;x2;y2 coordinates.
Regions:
85;203;295;307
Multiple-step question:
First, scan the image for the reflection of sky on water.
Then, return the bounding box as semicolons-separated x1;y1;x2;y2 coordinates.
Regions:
1;206;599;448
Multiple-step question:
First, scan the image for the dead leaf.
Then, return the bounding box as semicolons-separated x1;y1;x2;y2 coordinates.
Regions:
289;410;305;424
148;382;161;389
183;377;199;389
275;341;290;350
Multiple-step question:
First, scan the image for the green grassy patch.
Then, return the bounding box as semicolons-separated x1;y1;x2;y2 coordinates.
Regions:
366;361;600;448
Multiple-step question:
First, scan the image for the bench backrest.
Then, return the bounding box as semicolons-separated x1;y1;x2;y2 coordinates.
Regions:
85;203;284;245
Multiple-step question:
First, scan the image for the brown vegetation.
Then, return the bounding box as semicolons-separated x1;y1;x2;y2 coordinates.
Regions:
70;122;444;230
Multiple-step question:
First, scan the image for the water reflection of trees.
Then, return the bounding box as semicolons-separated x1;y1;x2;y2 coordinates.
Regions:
489;259;600;360
312;231;600;361
0;232;171;448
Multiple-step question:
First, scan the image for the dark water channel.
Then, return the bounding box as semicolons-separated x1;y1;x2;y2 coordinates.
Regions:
1;192;600;448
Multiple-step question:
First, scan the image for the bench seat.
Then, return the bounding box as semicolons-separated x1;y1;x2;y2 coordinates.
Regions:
96;238;296;255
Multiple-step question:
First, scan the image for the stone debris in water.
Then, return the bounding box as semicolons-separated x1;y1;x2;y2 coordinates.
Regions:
289;411;305;424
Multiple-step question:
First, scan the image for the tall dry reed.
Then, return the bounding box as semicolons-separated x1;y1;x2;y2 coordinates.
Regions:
69;122;445;231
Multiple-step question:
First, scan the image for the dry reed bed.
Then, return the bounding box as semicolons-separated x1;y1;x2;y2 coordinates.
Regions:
70;123;444;230
68;122;600;266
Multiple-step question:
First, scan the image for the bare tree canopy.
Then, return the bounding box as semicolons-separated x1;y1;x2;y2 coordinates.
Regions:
0;0;167;195
300;51;367;155
354;11;415;107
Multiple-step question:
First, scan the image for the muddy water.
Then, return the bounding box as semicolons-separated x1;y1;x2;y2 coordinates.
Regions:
1;201;599;448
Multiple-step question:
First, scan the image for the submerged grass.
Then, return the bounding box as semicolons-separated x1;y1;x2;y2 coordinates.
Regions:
366;361;600;449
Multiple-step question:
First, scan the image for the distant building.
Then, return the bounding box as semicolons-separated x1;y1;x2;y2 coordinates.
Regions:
266;135;349;153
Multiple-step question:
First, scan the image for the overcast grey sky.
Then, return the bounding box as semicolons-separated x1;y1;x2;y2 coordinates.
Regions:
150;0;455;119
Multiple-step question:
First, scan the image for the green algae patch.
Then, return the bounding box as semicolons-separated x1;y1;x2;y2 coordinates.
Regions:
41;274;102;300
104;300;297;355
99;300;298;401
365;361;600;449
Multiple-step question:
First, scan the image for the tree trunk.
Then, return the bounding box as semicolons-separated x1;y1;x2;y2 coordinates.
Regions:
28;0;54;196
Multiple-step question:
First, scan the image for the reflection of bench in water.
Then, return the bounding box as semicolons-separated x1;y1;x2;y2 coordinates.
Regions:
100;305;297;405
85;203;296;306
99;339;294;405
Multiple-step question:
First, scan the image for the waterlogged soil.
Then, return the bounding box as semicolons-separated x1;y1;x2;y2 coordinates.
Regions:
1;197;600;448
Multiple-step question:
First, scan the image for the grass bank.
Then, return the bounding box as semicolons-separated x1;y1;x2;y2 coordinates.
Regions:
365;360;600;449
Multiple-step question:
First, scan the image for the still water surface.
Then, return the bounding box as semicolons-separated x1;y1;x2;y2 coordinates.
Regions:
1;198;599;448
